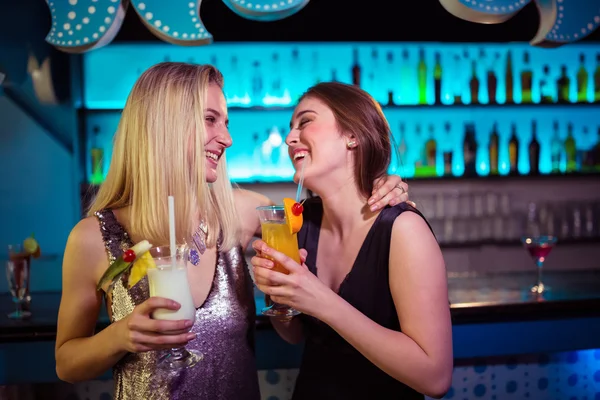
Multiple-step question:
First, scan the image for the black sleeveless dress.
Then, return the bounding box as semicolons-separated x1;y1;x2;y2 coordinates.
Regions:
293;197;428;400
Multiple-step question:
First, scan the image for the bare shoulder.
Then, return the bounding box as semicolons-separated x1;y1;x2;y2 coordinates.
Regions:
68;216;105;251
64;216;108;280
390;210;441;257
233;189;274;247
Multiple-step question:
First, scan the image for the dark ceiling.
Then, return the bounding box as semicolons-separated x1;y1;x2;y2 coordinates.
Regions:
113;0;600;43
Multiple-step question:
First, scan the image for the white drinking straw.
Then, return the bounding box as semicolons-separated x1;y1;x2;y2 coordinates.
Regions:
295;159;307;203
168;195;177;268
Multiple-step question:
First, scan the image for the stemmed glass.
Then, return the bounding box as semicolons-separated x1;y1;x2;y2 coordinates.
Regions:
521;235;558;295
5;257;31;319
256;205;302;319
147;244;202;370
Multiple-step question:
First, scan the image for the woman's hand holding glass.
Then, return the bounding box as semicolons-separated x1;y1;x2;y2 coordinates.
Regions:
252;240;334;320
116;297;196;353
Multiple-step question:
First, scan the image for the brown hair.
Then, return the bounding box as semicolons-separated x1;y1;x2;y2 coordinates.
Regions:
299;82;392;198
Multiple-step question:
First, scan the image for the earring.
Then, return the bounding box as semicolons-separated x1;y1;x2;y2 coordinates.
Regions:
347;141;356;149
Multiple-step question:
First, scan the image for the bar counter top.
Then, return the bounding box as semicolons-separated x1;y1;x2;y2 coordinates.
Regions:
1;268;600;343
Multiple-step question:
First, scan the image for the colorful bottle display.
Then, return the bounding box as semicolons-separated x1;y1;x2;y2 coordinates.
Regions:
81;43;600;183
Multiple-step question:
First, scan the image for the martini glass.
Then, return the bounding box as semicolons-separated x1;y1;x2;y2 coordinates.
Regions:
521;235;557;295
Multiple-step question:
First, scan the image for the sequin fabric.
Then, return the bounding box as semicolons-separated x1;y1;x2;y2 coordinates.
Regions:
95;210;260;400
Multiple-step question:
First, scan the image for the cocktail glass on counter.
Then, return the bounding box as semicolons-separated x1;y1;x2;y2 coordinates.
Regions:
7;241;38;313
521;235;557;295
147;244;202;370
5;254;31;319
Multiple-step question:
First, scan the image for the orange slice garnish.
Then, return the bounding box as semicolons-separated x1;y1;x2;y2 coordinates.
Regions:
283;197;303;235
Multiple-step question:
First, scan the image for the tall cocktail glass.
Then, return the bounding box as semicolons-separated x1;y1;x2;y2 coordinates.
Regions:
256;205;302;319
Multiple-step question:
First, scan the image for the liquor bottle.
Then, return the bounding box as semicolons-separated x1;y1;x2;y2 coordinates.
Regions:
594;54;600;103
387;91;395;106
90;125;104;185
508;123;519;175
414;123;423;170
386;51;395;105
443;122;453;177
289;49;302;103
425;125;437;168
399;49;412;104
271;53;282;97
469;60;479;104
369;48;379;100
251;61;263;105
576;53;588;103
564;122;577;172
550;121;562;173
557;65;570;103
521;51;533;103
352;48;361;87
594;127;600;169
433;52;442;105
539;65;554;104
505;51;514;104
487;53;500;105
489;122;499;175
452;54;463;105
251;132;263;175
312;52;322;85
417;48;428;105
528;120;540;175
398;122;408;160
580;126;593;170
227;56;241;105
331;69;339;82
463;123;478;177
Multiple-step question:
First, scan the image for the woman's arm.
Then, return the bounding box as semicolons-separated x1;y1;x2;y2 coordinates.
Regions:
233;174;411;246
233;189;273;249
318;212;453;398
55;218;130;382
55;218;195;383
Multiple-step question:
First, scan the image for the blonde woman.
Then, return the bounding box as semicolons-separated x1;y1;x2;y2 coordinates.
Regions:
55;63;410;399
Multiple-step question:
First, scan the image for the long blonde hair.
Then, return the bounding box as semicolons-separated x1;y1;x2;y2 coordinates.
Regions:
88;62;240;250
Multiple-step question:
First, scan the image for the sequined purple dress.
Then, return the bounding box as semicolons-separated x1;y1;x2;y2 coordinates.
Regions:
95;210;260;400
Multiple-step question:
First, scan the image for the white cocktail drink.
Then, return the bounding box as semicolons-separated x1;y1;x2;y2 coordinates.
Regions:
148;266;195;321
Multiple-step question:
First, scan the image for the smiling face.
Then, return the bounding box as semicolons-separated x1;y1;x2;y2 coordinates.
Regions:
286;82;393;198
286;96;356;189
203;83;232;183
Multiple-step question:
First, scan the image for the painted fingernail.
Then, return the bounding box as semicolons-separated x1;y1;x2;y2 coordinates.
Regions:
187;333;197;340
185;320;193;327
370;205;378;211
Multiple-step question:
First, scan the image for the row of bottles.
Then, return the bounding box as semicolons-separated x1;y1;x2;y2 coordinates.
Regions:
86;120;600;184
400;121;600;178
82;43;600;110
201;47;600;108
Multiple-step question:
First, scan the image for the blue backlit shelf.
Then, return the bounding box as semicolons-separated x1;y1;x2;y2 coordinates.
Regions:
79;42;600;184
83;103;600;113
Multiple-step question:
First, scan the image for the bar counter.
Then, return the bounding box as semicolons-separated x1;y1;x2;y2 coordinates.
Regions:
1;268;600;384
